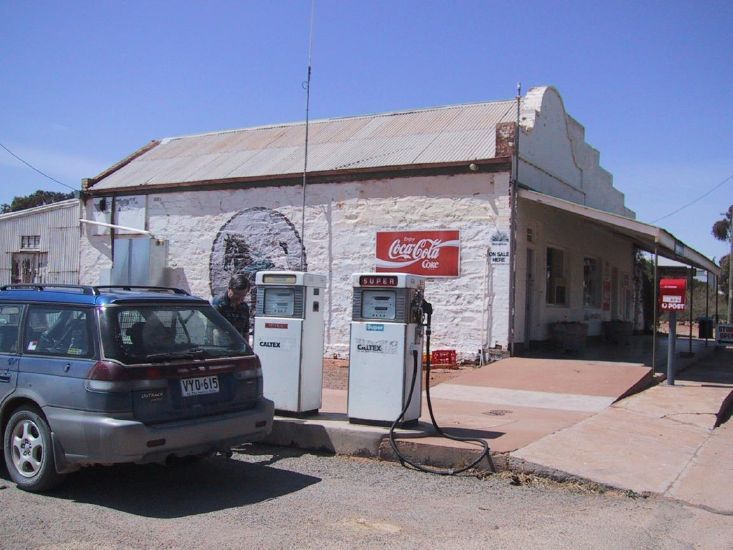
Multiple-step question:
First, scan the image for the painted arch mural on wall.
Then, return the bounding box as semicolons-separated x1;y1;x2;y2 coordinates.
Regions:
209;207;307;300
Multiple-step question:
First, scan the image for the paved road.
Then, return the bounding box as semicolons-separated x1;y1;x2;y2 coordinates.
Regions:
1;445;732;549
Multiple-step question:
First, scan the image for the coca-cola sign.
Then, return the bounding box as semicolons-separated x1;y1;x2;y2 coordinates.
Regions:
375;230;460;277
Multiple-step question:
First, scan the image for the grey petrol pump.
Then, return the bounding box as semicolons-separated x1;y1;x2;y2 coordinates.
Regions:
347;273;426;425
254;271;327;415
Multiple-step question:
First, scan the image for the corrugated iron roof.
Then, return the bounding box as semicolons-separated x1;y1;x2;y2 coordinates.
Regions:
0;199;79;221
90;99;517;191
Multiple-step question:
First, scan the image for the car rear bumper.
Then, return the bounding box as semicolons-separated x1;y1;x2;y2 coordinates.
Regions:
45;398;274;467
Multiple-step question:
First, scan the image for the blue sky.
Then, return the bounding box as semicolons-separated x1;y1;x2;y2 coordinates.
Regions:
1;1;731;261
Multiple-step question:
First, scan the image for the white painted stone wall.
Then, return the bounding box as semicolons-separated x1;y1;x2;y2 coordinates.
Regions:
80;172;513;359
515;199;635;342
79;88;641;356
519;87;634;218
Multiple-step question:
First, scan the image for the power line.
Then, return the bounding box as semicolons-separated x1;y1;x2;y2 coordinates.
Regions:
651;172;733;223
0;141;78;193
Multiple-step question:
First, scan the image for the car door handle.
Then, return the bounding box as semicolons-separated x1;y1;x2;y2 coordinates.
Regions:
63;363;71;373
6;357;18;366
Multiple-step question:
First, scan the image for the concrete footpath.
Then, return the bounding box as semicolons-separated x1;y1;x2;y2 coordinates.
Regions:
512;347;733;514
264;346;733;514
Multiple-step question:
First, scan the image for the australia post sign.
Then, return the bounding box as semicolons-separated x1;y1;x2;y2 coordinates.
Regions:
659;278;687;311
375;230;460;278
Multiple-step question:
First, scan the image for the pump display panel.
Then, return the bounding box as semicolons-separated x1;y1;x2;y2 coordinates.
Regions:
361;290;396;320
262;273;297;285
263;288;295;316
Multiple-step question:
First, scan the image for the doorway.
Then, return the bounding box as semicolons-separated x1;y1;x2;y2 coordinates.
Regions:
611;267;619;319
11;252;48;284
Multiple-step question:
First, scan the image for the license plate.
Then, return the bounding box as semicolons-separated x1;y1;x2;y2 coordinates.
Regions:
180;375;219;397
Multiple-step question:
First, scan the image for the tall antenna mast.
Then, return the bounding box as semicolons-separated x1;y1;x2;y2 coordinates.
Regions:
300;0;316;271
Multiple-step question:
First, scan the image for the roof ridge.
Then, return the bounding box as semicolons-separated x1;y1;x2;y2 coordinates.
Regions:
162;98;516;143
0;198;78;220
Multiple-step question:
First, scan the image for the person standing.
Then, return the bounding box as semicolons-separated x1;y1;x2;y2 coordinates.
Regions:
213;274;252;340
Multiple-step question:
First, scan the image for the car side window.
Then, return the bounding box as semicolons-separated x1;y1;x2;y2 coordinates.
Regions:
23;306;93;358
0;305;22;354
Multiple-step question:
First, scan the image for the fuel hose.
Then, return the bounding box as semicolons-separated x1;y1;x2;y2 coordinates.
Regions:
388;302;495;475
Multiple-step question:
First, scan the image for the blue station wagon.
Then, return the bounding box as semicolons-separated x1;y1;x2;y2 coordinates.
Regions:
0;285;274;492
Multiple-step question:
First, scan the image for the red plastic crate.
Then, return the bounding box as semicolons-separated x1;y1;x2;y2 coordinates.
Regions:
431;349;457;365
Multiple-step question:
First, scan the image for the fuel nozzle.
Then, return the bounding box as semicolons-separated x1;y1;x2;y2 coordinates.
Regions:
421;299;433;336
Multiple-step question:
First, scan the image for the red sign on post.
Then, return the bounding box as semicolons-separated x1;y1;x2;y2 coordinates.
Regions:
659;278;687;311
375;230;460;277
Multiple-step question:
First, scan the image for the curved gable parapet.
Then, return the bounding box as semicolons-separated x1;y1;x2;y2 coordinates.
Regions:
519;85;554;130
518;86;583;198
518;86;633;218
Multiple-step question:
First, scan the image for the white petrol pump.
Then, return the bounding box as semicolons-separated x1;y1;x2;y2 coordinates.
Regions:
254;271;327;415
348;273;426;426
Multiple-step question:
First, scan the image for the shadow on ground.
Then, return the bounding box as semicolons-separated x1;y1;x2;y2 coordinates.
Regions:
0;446;321;519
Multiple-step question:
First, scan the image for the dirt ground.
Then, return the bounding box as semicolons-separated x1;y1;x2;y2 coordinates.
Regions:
322;358;472;390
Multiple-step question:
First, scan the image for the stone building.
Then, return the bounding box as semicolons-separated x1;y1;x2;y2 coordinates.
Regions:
78;86;717;358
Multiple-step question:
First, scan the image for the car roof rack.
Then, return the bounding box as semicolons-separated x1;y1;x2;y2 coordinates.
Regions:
1;284;191;296
94;286;190;295
0;284;97;295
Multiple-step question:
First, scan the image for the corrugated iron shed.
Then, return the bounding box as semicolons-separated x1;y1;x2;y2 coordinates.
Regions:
0;199;80;285
88;100;517;192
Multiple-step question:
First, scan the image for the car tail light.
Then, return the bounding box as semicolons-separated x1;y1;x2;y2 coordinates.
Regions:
232;356;261;380
234;355;261;372
87;361;129;381
87;362;163;382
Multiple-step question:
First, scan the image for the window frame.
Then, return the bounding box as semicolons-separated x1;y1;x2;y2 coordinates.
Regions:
0;304;24;354
20;235;41;250
99;304;253;363
22;304;95;359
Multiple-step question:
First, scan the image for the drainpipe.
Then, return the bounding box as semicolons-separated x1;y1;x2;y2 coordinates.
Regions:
79;219;152;236
508;83;521;355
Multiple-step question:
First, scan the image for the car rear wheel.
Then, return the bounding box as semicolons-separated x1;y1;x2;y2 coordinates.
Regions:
3;407;65;492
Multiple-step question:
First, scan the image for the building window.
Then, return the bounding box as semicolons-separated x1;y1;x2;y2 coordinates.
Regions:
583;257;601;308
546;247;567;305
21;235;41;249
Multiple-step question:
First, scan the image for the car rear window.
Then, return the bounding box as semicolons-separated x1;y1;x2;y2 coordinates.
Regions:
100;304;254;363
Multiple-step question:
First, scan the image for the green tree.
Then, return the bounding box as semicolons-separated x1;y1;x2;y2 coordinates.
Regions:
717;254;730;322
712;206;732;321
0;189;75;213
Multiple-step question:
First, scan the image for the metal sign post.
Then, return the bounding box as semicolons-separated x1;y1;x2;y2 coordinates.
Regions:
667;310;677;385
659;278;687;386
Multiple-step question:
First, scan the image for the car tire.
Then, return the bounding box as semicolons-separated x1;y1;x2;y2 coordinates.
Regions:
3;407;65;492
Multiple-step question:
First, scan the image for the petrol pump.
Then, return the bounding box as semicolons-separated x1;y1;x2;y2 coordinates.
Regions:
254;271;327;415
347;273;426;426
